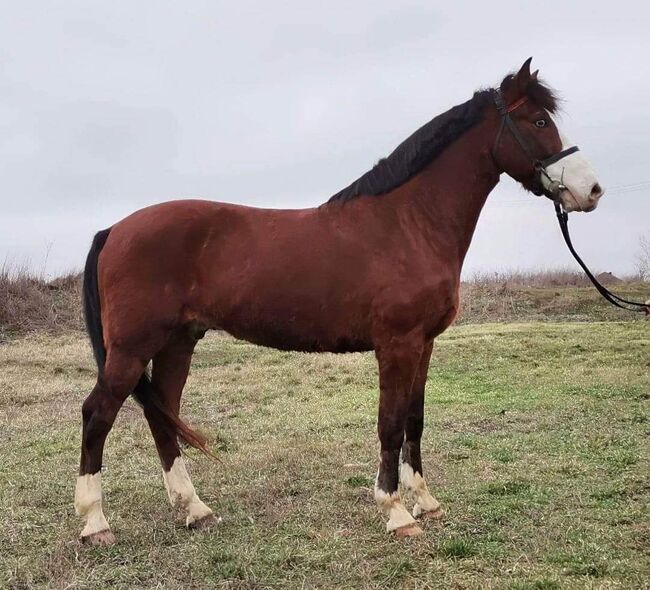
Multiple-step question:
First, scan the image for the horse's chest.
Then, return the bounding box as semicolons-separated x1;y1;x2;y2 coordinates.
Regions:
399;281;460;338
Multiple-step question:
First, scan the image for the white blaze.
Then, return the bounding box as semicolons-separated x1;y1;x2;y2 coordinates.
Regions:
75;473;110;537
162;456;214;526
545;124;604;212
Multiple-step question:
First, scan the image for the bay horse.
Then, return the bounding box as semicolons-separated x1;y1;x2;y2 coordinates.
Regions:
75;58;604;544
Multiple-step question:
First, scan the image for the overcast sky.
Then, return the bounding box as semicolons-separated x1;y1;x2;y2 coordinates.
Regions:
1;1;649;277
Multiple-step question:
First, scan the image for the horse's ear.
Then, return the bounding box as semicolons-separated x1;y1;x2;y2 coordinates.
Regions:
515;57;533;93
531;69;539;80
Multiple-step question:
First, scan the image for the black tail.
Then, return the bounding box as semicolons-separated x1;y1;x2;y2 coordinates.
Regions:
83;228;112;376
82;228;217;461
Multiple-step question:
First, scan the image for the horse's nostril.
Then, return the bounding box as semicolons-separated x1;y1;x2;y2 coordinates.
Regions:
591;183;603;198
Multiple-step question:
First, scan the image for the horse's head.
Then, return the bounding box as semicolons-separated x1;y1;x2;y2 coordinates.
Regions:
492;58;603;212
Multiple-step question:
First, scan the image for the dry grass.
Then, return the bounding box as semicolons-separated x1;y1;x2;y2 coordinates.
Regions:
0;265;83;340
1;323;648;589
459;270;648;324
467;268;597;288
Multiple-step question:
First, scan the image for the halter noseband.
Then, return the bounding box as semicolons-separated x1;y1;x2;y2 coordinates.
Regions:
492;88;579;201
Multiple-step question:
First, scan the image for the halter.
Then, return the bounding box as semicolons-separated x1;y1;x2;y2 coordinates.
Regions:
492;88;579;201
492;88;649;315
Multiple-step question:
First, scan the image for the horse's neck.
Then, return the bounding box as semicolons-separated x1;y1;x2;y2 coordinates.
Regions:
389;121;500;270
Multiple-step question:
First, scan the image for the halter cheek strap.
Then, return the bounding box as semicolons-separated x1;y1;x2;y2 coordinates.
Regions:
493;92;536;161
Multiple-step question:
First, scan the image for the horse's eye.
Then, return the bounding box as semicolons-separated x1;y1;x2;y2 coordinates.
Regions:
535;119;547;128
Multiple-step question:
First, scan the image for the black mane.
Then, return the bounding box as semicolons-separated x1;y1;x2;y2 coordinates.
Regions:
326;77;558;204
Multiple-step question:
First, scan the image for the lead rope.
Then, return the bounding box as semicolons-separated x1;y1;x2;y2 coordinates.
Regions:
554;202;649;313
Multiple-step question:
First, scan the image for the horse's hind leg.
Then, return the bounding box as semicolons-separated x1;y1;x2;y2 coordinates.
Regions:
75;349;146;545
145;333;217;529
400;341;444;519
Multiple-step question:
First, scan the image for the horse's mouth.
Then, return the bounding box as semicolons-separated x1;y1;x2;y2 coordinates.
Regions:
560;188;600;213
563;201;597;213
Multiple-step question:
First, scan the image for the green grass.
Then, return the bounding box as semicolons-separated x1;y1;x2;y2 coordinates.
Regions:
0;322;648;589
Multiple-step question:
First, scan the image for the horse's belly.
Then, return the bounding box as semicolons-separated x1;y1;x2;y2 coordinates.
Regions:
227;329;373;353
221;322;373;353
216;303;373;353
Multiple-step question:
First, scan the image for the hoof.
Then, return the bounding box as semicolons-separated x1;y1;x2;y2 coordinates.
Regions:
80;529;116;546
394;523;424;537
188;513;221;530
420;507;445;521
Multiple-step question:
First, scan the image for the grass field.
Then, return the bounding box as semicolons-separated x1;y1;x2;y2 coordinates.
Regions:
1;322;648;589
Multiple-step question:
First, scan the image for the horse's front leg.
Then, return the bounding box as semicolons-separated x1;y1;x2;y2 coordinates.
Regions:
374;337;425;537
400;340;444;519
